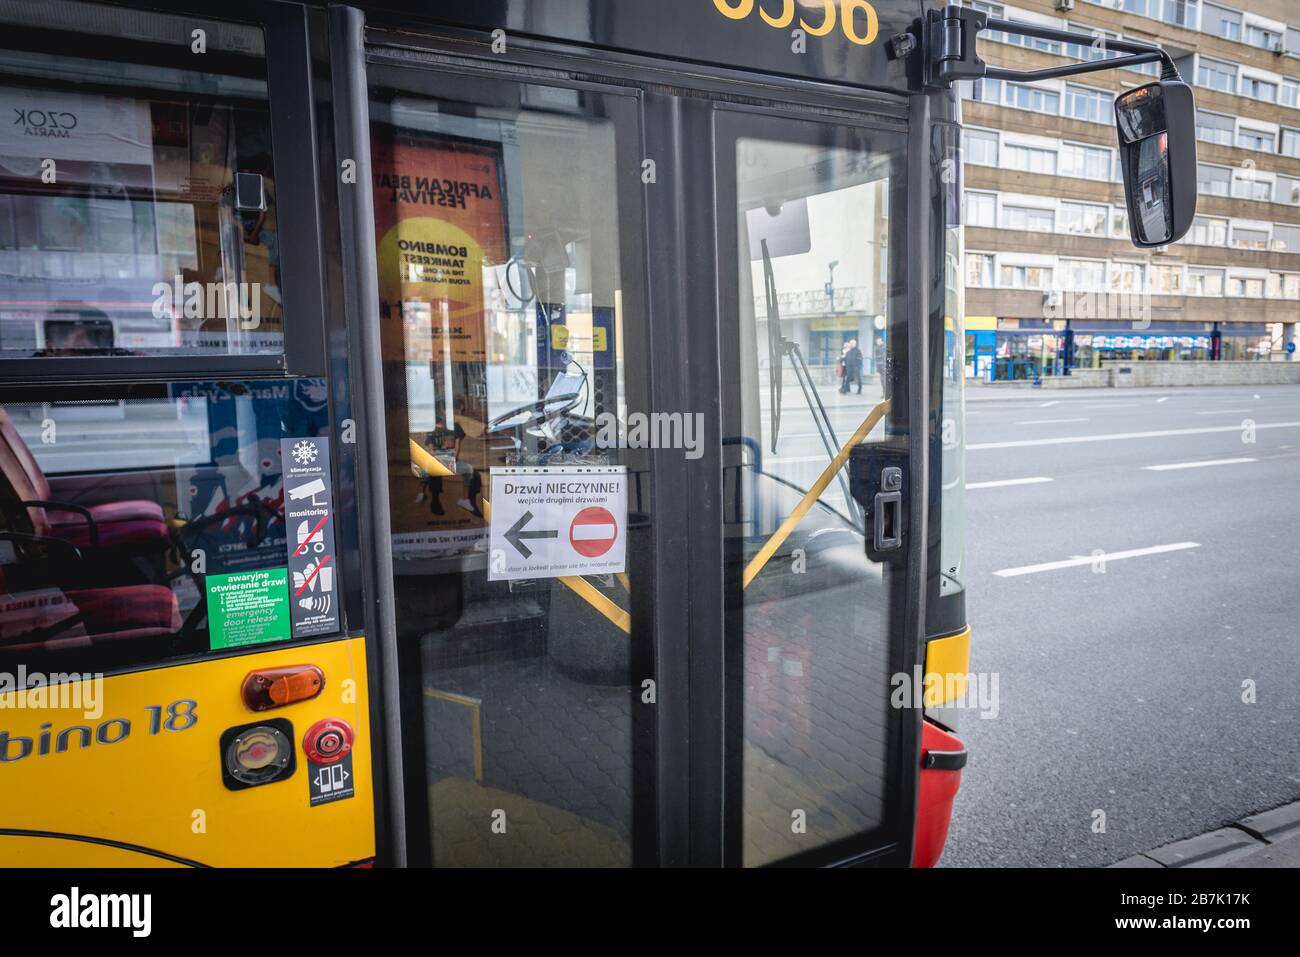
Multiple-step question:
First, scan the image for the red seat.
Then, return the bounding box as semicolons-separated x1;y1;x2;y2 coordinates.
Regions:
0;409;168;550
0;563;180;652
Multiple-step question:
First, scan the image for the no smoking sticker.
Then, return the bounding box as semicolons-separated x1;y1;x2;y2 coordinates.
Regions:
488;466;627;581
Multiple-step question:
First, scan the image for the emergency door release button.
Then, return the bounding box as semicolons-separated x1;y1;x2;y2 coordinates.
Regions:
303;718;354;765
242;665;325;711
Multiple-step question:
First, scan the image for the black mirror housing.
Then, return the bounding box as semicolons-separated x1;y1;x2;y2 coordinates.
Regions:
1114;79;1197;248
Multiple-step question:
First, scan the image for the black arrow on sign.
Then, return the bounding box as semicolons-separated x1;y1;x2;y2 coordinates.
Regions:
504;510;558;558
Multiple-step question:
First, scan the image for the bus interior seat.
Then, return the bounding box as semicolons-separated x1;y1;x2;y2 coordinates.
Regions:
0;408;169;551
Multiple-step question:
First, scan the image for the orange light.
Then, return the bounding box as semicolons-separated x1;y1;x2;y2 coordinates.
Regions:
241;665;325;711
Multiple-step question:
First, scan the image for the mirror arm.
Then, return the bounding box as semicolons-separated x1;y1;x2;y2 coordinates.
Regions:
923;5;1181;89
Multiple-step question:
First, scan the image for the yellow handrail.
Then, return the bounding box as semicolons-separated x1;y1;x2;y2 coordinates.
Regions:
409;437;455;477
742;399;890;590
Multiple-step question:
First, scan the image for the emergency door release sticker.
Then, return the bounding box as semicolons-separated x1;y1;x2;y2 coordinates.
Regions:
308;754;355;806
281;437;341;639
206;567;291;650
488;466;628;581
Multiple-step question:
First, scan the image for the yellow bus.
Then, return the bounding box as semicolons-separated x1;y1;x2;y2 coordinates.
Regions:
0;0;1194;867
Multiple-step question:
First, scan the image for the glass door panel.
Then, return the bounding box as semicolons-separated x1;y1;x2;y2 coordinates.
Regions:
718;110;911;866
367;66;654;867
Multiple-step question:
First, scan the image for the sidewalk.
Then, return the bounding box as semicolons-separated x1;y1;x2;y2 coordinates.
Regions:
1110;801;1300;868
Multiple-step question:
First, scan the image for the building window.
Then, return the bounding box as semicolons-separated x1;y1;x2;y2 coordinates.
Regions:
1231;172;1272;202
1197;57;1237;93
1289;26;1300;57
966;77;1001;104
1282;78;1300;110
1245;24;1281;52
1001;205;1055;232
1064;85;1111;124
966;252;995;287
1004;143;1057;174
1189;216;1228;246
1232;226;1269;250
1186;267;1225;296
1272;223;1300;253
1112;207;1129;237
1267;273;1300;299
1236;127;1274;152
1158;0;1197;28
1110;262;1146;293
1241;76;1278;103
1003;82;1061;115
963;128;999;166
968;0;1006;42
1201;3;1242;41
1063;25;1117;62
1195;110;1235;146
1197;163;1231;196
1281;129;1300;159
1060;202;1108;235
1227;276;1265;297
1275;176;1300;206
1059;142;1113;179
999;264;1053;290
1057;258;1107;290
966;191;997;227
1149;264;1184;294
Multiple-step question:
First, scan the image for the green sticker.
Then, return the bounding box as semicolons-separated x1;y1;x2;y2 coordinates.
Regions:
206;567;291;650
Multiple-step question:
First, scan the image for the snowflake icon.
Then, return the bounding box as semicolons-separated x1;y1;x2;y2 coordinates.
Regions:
291;440;319;465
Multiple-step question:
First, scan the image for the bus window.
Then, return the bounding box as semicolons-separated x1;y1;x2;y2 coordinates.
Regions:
369;74;651;867
0;1;282;357
721;119;907;866
0;379;333;671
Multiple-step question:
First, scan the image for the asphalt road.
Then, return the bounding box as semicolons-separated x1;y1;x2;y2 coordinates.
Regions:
944;382;1300;867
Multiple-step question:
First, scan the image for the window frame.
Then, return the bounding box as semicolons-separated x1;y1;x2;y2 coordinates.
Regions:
0;1;326;382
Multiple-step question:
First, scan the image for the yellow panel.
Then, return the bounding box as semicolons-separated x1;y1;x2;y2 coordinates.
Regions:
923;626;971;708
965;316;998;331
0;637;374;867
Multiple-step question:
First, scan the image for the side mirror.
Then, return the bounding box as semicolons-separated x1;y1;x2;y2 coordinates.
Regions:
1114;80;1197;247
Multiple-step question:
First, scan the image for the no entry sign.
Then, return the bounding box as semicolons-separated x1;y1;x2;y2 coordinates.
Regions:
570;506;619;557
488;466;628;581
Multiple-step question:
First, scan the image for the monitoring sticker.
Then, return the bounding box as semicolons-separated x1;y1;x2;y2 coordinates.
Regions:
488;466;627;581
281;437;340;639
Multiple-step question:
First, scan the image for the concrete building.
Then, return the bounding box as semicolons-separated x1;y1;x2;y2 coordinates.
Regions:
958;0;1300;380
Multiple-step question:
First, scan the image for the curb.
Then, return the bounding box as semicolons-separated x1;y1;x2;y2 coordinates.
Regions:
1109;800;1300;869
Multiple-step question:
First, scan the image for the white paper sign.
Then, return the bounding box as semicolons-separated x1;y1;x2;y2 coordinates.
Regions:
488;466;627;581
0;90;153;166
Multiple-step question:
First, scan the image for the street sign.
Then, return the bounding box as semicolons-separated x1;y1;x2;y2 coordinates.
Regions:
488;466;627;581
1288;341;1296;354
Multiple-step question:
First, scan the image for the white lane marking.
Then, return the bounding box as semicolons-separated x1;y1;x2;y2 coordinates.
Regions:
1156;397;1169;403
1040;400;1060;407
1014;417;1089;425
1193;409;1253;415
966;476;1054;489
1143;457;1256;472
1083;402;1138;408
994;542;1201;578
968;421;1300;450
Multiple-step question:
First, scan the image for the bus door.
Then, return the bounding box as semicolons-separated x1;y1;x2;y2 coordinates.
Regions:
716;105;924;866
360;54;659;866
0;3;374;867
